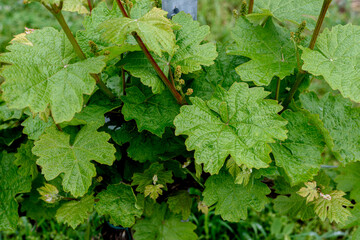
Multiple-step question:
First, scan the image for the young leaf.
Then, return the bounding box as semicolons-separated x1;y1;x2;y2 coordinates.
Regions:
95;184;142;228
297;181;319;203
300;92;360;164
132;163;174;193
56;195;95;229
133;203;197;240
271;111;325;185
301;24;360;103
252;0;323;29
313;190;352;224
0;152;32;231
170;12;217;74
167;190;193;220
227;18;296;86
144;184;164;200
174;82;287;174
202;170;270;222
101;8;176;57
0;28;106;123
121;85;180;137
14;141;38;180
33;124;116;197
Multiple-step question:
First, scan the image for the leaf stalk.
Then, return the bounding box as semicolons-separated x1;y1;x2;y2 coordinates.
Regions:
248;0;254;14
44;3;115;100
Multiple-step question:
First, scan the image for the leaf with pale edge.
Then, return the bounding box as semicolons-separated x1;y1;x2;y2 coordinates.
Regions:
301;24;360;103
271;111;324;185
203;170;270;222
167;190;192;220
0;152;31;231
56;195;94;229
122;85;180;137
101;8;176;57
14;141;38;180
252;0;323;30
174;82;287;174
313;190;352;224
227;18;296;86
0;28;106;123
170;12;217;74
33;124;116;197
132;163;174;193
300;92;360;164
95;184;142;227
133;202;197;240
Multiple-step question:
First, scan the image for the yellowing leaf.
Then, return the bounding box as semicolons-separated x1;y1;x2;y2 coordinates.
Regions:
297;181;319;203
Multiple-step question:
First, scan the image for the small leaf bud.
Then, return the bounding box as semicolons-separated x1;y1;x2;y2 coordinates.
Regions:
185;88;194;96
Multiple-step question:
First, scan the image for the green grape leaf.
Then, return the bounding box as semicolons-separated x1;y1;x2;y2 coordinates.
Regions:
132;163;174;193
101;8;176;57
300;92;360;164
191;43;247;100
14;141;38;180
274;194;315;220
252;0;323;29
33;124;116;197
121;85;180;137
167;190;192;220
227;18;296;86
313;190;352;224
170;12;217;74
22;114;54;140
203;170;270;222
271;111;325;185
56;195;94;229
301;24;360;103
121;52;168;94
133;202;197;240
174;82;287;174
0;98;22;122
0;28;106;123
335;162;360;202
0;152;32;231
110;122;185;162
76;2;139;58
95;184;142;227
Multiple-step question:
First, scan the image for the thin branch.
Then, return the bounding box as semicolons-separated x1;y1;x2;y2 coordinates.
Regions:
309;0;332;50
115;0;186;105
281;0;331;111
122;67;126;96
44;4;115;99
248;0;254;14
87;0;93;13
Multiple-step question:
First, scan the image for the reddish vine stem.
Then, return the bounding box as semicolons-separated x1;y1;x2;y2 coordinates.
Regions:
45;3;115;100
87;0;93;13
248;0;254;14
115;0;187;105
281;0;331;111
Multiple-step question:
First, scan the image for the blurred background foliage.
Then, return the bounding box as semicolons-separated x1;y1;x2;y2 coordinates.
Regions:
0;0;359;239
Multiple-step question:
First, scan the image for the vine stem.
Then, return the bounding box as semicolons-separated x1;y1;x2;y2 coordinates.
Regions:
115;0;187;105
248;0;254;14
281;0;331;111
87;0;93;13
122;67;126;96
46;3;115;100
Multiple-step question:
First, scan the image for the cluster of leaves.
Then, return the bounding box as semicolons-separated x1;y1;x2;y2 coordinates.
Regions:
1;0;360;239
